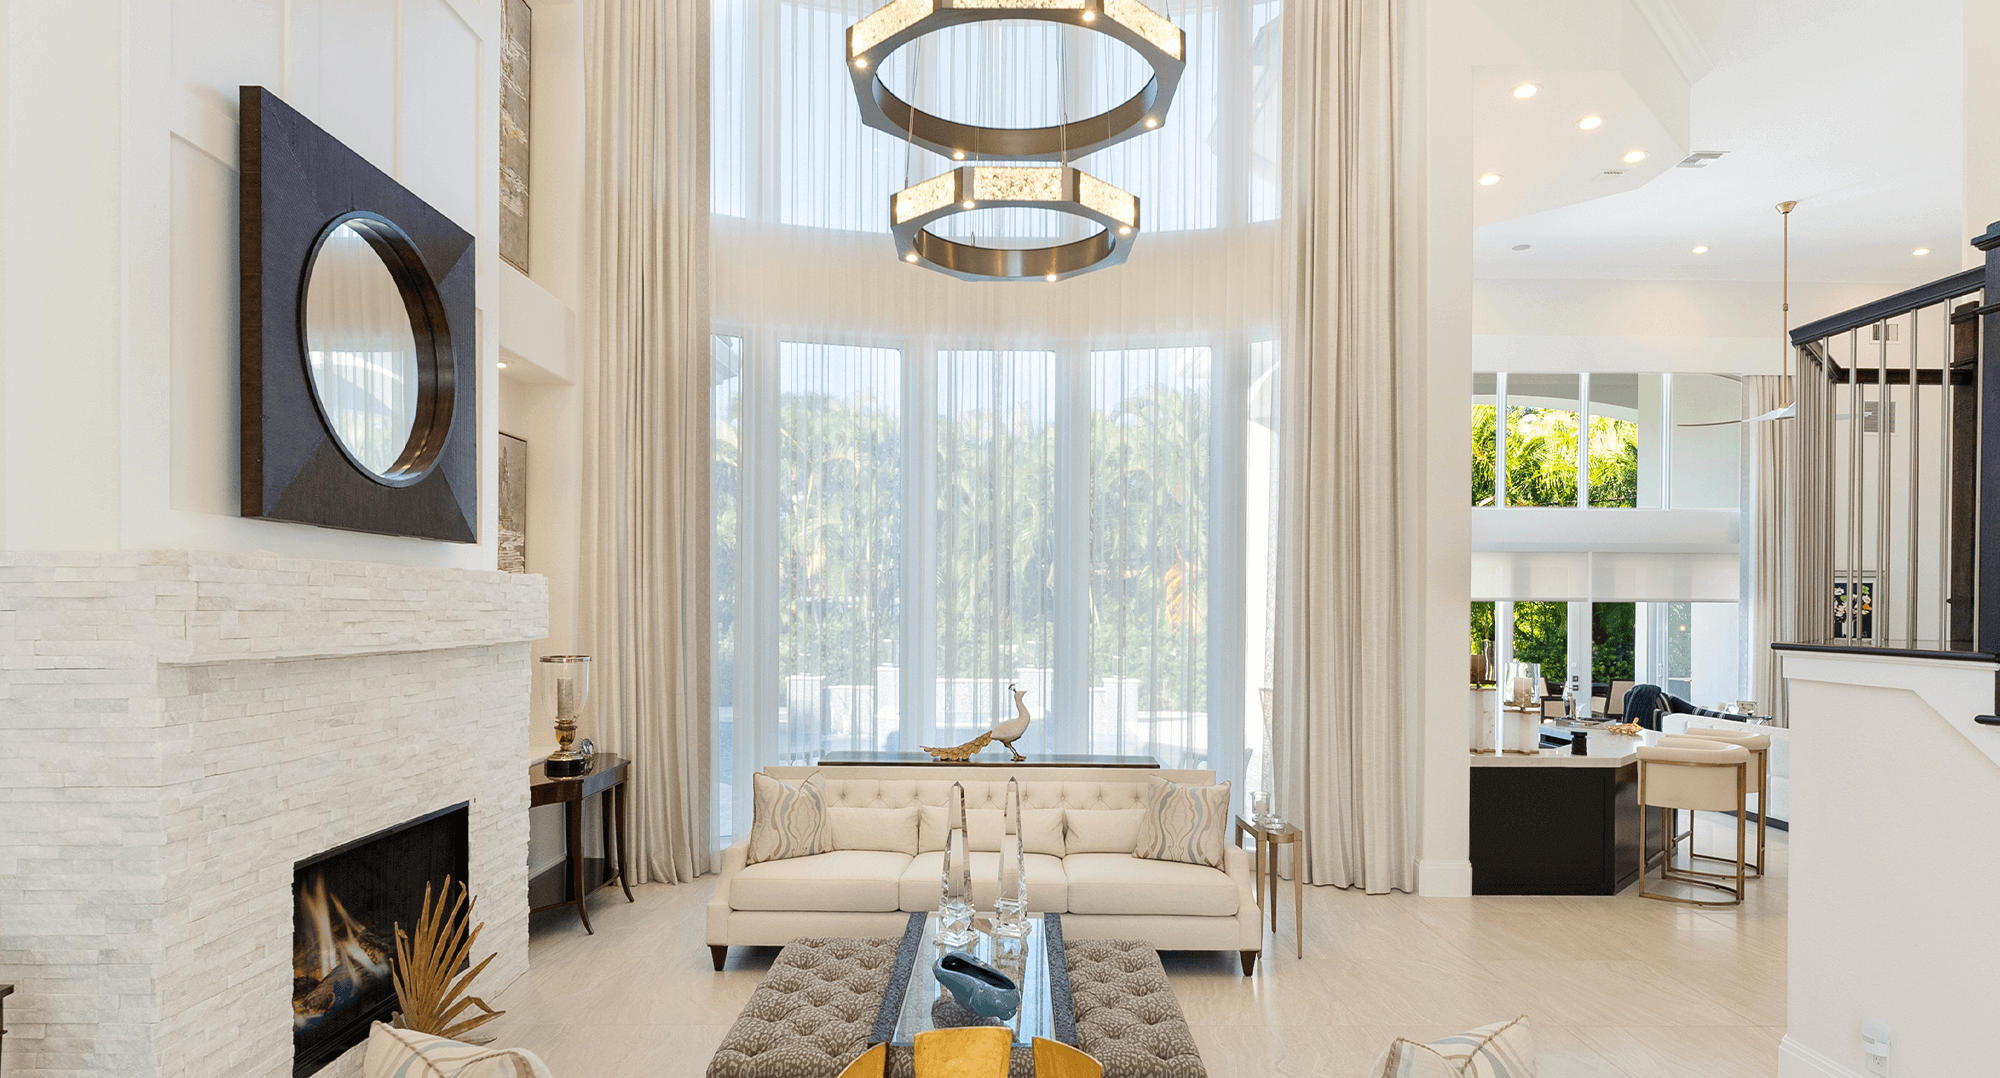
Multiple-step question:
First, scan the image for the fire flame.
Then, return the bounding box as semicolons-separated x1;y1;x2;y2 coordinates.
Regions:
294;873;391;1032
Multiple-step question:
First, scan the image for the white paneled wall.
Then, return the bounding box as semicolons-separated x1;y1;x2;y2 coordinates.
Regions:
4;0;503;567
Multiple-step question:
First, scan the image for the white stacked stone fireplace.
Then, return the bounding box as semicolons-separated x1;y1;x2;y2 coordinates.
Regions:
0;551;546;1078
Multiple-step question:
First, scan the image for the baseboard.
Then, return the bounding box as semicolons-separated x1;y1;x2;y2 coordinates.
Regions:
1417;859;1473;897
1779;1035;1865;1078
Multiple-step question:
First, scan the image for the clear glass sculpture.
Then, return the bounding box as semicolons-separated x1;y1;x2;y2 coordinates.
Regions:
994;778;1029;941
937;782;976;947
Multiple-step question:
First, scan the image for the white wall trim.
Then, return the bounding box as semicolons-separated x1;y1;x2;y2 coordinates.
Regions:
1629;0;1715;87
1779;1035;1865;1078
1780;651;2000;774
1417;859;1474;897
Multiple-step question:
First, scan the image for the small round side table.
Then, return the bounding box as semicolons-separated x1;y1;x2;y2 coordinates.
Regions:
1234;816;1303;958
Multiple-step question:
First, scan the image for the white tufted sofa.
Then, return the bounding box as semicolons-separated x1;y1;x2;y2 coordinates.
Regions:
707;765;1266;974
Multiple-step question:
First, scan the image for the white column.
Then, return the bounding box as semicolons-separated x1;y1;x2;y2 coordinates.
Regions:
1567;601;1593;712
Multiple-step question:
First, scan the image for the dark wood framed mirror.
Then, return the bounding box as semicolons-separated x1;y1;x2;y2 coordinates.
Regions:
240;85;477;542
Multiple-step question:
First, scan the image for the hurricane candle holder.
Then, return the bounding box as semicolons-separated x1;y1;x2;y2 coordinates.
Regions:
537;655;592;777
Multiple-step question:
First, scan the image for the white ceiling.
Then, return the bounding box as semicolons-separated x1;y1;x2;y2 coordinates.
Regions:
1474;0;1964;284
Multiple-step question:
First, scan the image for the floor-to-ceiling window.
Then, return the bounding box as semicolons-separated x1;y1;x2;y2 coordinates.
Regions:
709;0;1286;842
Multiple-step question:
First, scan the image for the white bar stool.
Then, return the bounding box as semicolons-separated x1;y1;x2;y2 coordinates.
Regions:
1636;739;1751;907
1666;728;1771;877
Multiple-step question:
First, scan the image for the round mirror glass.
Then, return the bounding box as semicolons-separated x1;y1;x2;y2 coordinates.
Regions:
303;221;422;478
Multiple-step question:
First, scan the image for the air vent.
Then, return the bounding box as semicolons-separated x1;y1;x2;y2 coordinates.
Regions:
1676;150;1729;168
1862;400;1896;434
1592;168;1631;183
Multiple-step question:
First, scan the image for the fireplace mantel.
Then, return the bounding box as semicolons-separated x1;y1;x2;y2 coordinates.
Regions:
0;550;547;1078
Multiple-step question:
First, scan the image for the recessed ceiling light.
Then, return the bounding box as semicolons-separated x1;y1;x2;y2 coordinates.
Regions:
1082;9;1095;19
952;150;966;160
962;200;975;209
1511;244;1530;251
1479;173;1502;186
1914;248;1931;256
905;252;920;262
1513;83;1539;99
498;361;508;369
1578;115;1603;130
1046;273;1059;282
1692;245;1709;254
854;57;868;69
1144;117;1159;128
1118;226;1131;235
1622;150;1647;164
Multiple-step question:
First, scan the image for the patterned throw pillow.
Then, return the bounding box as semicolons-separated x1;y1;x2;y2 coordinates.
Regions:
362;1021;555;1078
1131;777;1231;868
1370;1017;1536;1078
748;772;834;864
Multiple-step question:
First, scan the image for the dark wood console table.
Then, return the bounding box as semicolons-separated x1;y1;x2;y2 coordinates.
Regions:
817;751;1159;767
529;754;633;933
1;984;12;1076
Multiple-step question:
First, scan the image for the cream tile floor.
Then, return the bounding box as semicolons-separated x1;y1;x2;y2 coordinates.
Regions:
480;815;1785;1077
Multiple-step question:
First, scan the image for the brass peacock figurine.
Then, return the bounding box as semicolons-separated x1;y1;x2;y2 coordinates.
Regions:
920;683;1034;762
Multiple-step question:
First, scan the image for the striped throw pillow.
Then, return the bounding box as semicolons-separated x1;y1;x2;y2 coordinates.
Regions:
361;1021;555;1078
747;771;834;864
1370;1016;1535;1078
1132;777;1231;868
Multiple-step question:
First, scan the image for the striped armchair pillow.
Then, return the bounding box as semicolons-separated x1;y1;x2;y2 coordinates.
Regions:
1131;777;1231;868
362;1022;554;1078
1370;1016;1535;1078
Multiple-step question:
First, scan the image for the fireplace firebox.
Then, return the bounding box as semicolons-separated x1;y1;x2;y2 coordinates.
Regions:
292;803;469;1077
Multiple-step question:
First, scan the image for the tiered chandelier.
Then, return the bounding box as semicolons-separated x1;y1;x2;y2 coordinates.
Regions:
846;0;1186;282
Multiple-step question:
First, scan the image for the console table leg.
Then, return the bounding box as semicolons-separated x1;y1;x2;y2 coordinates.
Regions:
567;800;593;934
614;782;635;902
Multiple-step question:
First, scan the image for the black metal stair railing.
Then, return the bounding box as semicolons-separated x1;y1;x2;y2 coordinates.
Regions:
1779;225;1998;655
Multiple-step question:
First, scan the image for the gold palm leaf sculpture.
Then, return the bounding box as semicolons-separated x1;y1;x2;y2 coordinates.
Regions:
391;875;505;1040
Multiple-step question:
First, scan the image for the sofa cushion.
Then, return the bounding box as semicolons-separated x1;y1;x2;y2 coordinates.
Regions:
899;851;1069;913
1369;1016;1535;1077
1063;853;1238;916
730;850;911;912
828;805;921;855
1064;808;1145;853
748;771;833;865
1021;807;1066;857
1133;777;1231;868
362;1022;554;1078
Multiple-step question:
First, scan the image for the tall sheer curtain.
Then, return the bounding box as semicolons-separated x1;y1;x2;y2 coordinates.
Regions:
579;0;712;883
1271;0;1411;893
710;0;1284;836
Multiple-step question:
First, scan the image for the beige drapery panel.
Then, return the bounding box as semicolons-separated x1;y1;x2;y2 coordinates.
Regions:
1744;375;1791;724
1271;0;1413;893
578;0;713;883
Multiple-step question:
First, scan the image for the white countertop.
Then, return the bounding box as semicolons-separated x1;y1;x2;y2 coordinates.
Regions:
1470;724;1664;768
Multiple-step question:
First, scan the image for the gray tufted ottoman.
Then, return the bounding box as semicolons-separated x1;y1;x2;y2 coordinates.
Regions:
707;932;1205;1078
707;937;899;1078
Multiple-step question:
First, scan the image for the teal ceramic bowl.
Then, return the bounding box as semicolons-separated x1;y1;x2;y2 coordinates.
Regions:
934;950;1020;1020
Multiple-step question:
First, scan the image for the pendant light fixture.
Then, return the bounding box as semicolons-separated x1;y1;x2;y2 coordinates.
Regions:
849;0;1181;281
847;0;1185;161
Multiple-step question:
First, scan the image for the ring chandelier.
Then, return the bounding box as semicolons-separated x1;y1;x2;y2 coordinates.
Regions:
891;165;1140;282
848;0;1183;281
846;0;1186;161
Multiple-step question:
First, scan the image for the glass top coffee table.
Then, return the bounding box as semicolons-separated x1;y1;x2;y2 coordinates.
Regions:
891;914;1055;1048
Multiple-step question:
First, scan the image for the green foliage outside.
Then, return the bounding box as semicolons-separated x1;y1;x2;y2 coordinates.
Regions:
1471;405;1639;508
777;384;904;690
1088;372;1209;715
1469;397;1640;686
761;356;1210;731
